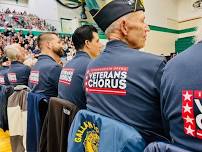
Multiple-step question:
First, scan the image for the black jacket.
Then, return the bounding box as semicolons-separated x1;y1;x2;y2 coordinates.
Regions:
40;97;79;152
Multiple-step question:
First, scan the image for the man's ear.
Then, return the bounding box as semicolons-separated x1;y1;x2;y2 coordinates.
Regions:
120;20;128;36
46;41;52;49
85;40;90;48
16;53;20;61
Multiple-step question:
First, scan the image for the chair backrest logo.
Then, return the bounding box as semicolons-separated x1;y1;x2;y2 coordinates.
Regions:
74;121;100;152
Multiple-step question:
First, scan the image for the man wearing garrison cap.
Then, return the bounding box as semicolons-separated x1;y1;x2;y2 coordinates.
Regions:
84;0;169;144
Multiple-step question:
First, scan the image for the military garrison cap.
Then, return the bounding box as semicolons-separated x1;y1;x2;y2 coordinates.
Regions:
90;0;145;32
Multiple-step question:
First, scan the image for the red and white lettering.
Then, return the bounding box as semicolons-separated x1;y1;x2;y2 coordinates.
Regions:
182;90;202;139
29;71;39;84
85;66;128;96
8;73;17;83
59;68;74;85
0;75;5;85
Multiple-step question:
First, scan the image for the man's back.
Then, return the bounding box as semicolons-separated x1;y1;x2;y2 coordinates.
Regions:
29;55;62;98
161;42;202;152
58;51;91;109
0;66;9;85
85;40;167;142
7;61;30;86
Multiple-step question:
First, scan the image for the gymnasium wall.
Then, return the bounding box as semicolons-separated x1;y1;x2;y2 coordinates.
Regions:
177;0;202;38
144;0;202;55
175;0;202;53
0;0;28;12
143;0;178;55
177;0;202;21
57;4;81;33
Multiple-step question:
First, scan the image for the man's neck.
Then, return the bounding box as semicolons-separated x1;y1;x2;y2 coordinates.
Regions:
41;49;61;64
108;33;127;42
11;60;23;64
81;47;93;59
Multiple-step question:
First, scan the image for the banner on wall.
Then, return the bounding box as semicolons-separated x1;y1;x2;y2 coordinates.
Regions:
61;18;80;33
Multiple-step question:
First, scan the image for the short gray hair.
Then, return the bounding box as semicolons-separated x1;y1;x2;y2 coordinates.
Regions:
4;44;21;61
105;14;130;37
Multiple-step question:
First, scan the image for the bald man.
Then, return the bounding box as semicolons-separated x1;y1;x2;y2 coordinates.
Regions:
4;44;31;86
28;32;63;99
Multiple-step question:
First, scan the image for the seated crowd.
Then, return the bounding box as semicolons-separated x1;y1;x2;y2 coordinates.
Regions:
0;27;75;65
0;8;56;31
0;0;202;152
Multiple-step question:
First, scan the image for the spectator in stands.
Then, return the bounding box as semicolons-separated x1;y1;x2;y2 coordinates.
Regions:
32;44;40;56
0;53;10;86
27;29;34;37
28;32;63;99
58;25;102;109
5;8;11;14
19;30;25;38
85;0;168;144
0;47;3;58
3;27;10;37
1;29;74;66
10;28;15;36
160;23;202;151
4;43;31;86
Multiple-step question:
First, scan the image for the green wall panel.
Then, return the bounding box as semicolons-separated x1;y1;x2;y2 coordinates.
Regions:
175;36;195;53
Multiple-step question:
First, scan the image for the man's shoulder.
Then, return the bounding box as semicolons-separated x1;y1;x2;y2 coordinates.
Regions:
0;66;9;72
36;58;59;67
65;56;91;69
0;67;9;75
20;64;31;70
166;43;202;67
74;54;92;63
137;50;165;62
32;61;61;72
110;43;165;62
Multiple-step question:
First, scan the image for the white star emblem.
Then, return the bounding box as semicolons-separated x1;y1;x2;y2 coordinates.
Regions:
185;125;195;136
199;92;201;97
183;91;192;101
184;115;194;124
183;103;192;113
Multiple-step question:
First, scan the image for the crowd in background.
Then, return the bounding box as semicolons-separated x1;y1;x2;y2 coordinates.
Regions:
0;27;76;66
0;8;56;31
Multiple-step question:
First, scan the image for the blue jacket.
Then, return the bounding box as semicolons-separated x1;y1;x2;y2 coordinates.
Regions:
0;85;14;131
28;55;62;99
58;51;92;109
85;40;167;143
161;42;202;152
0;66;9;85
27;92;47;152
6;61;31;86
68;110;145;152
144;142;192;152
